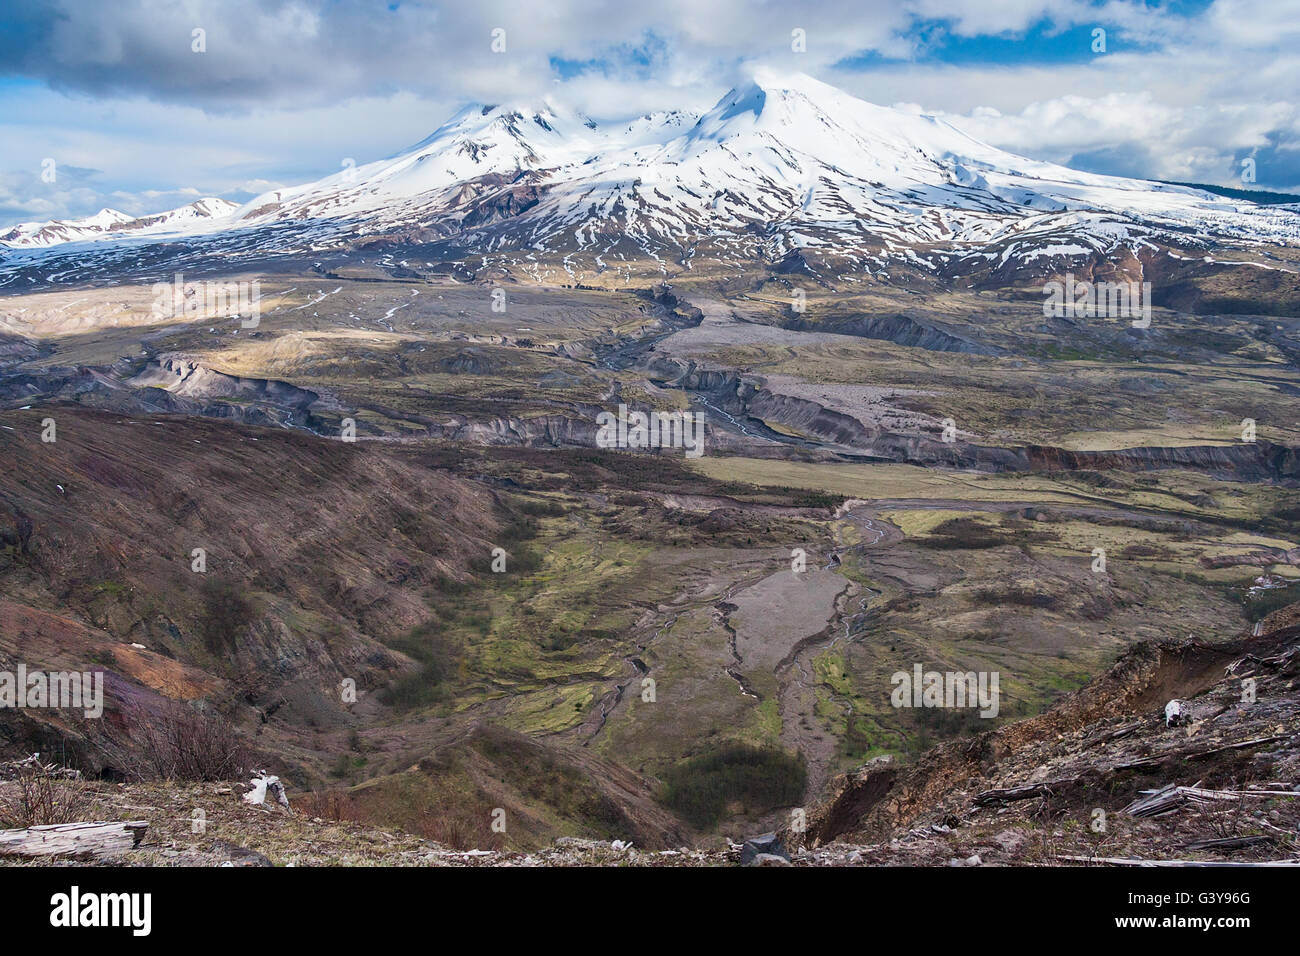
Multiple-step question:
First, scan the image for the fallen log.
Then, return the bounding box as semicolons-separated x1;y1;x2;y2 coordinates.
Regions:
1057;854;1300;867
1186;734;1290;760
1111;735;1289;775
0;821;148;861
1123;783;1297;818
1112;756;1163;772
1183;835;1276;852
973;779;1078;806
1123;784;1239;818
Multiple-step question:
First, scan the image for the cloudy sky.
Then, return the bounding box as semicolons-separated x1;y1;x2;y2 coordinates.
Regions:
1;0;1297;228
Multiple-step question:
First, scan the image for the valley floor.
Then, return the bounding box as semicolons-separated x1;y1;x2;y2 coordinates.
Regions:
2;270;1299;859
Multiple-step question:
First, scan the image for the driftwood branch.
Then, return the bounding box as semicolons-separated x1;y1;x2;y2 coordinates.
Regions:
0;821;148;860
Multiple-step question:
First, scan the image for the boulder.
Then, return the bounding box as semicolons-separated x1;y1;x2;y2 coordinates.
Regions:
740;832;788;865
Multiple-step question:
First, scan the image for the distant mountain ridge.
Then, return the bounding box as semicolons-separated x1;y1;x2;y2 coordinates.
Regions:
3;73;1298;285
1;198;238;249
1156;181;1300;206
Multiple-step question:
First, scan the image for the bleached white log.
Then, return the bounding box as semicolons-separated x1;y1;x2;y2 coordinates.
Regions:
0;821;147;860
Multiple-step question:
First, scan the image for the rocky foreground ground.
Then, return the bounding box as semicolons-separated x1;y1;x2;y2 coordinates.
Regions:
4;607;1297;867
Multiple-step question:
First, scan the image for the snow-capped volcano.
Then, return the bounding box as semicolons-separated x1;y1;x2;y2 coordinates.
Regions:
3;73;1297;282
232;71;1299;253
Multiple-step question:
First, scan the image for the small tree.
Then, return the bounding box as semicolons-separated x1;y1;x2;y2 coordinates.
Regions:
140;704;254;782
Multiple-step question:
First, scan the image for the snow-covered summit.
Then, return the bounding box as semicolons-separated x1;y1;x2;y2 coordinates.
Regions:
4;73;1296;275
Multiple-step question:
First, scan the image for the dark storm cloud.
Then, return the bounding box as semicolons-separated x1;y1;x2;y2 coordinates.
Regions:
0;0;458;108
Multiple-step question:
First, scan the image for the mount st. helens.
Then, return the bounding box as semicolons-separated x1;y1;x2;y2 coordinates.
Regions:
3;72;1298;291
4;73;1300;862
